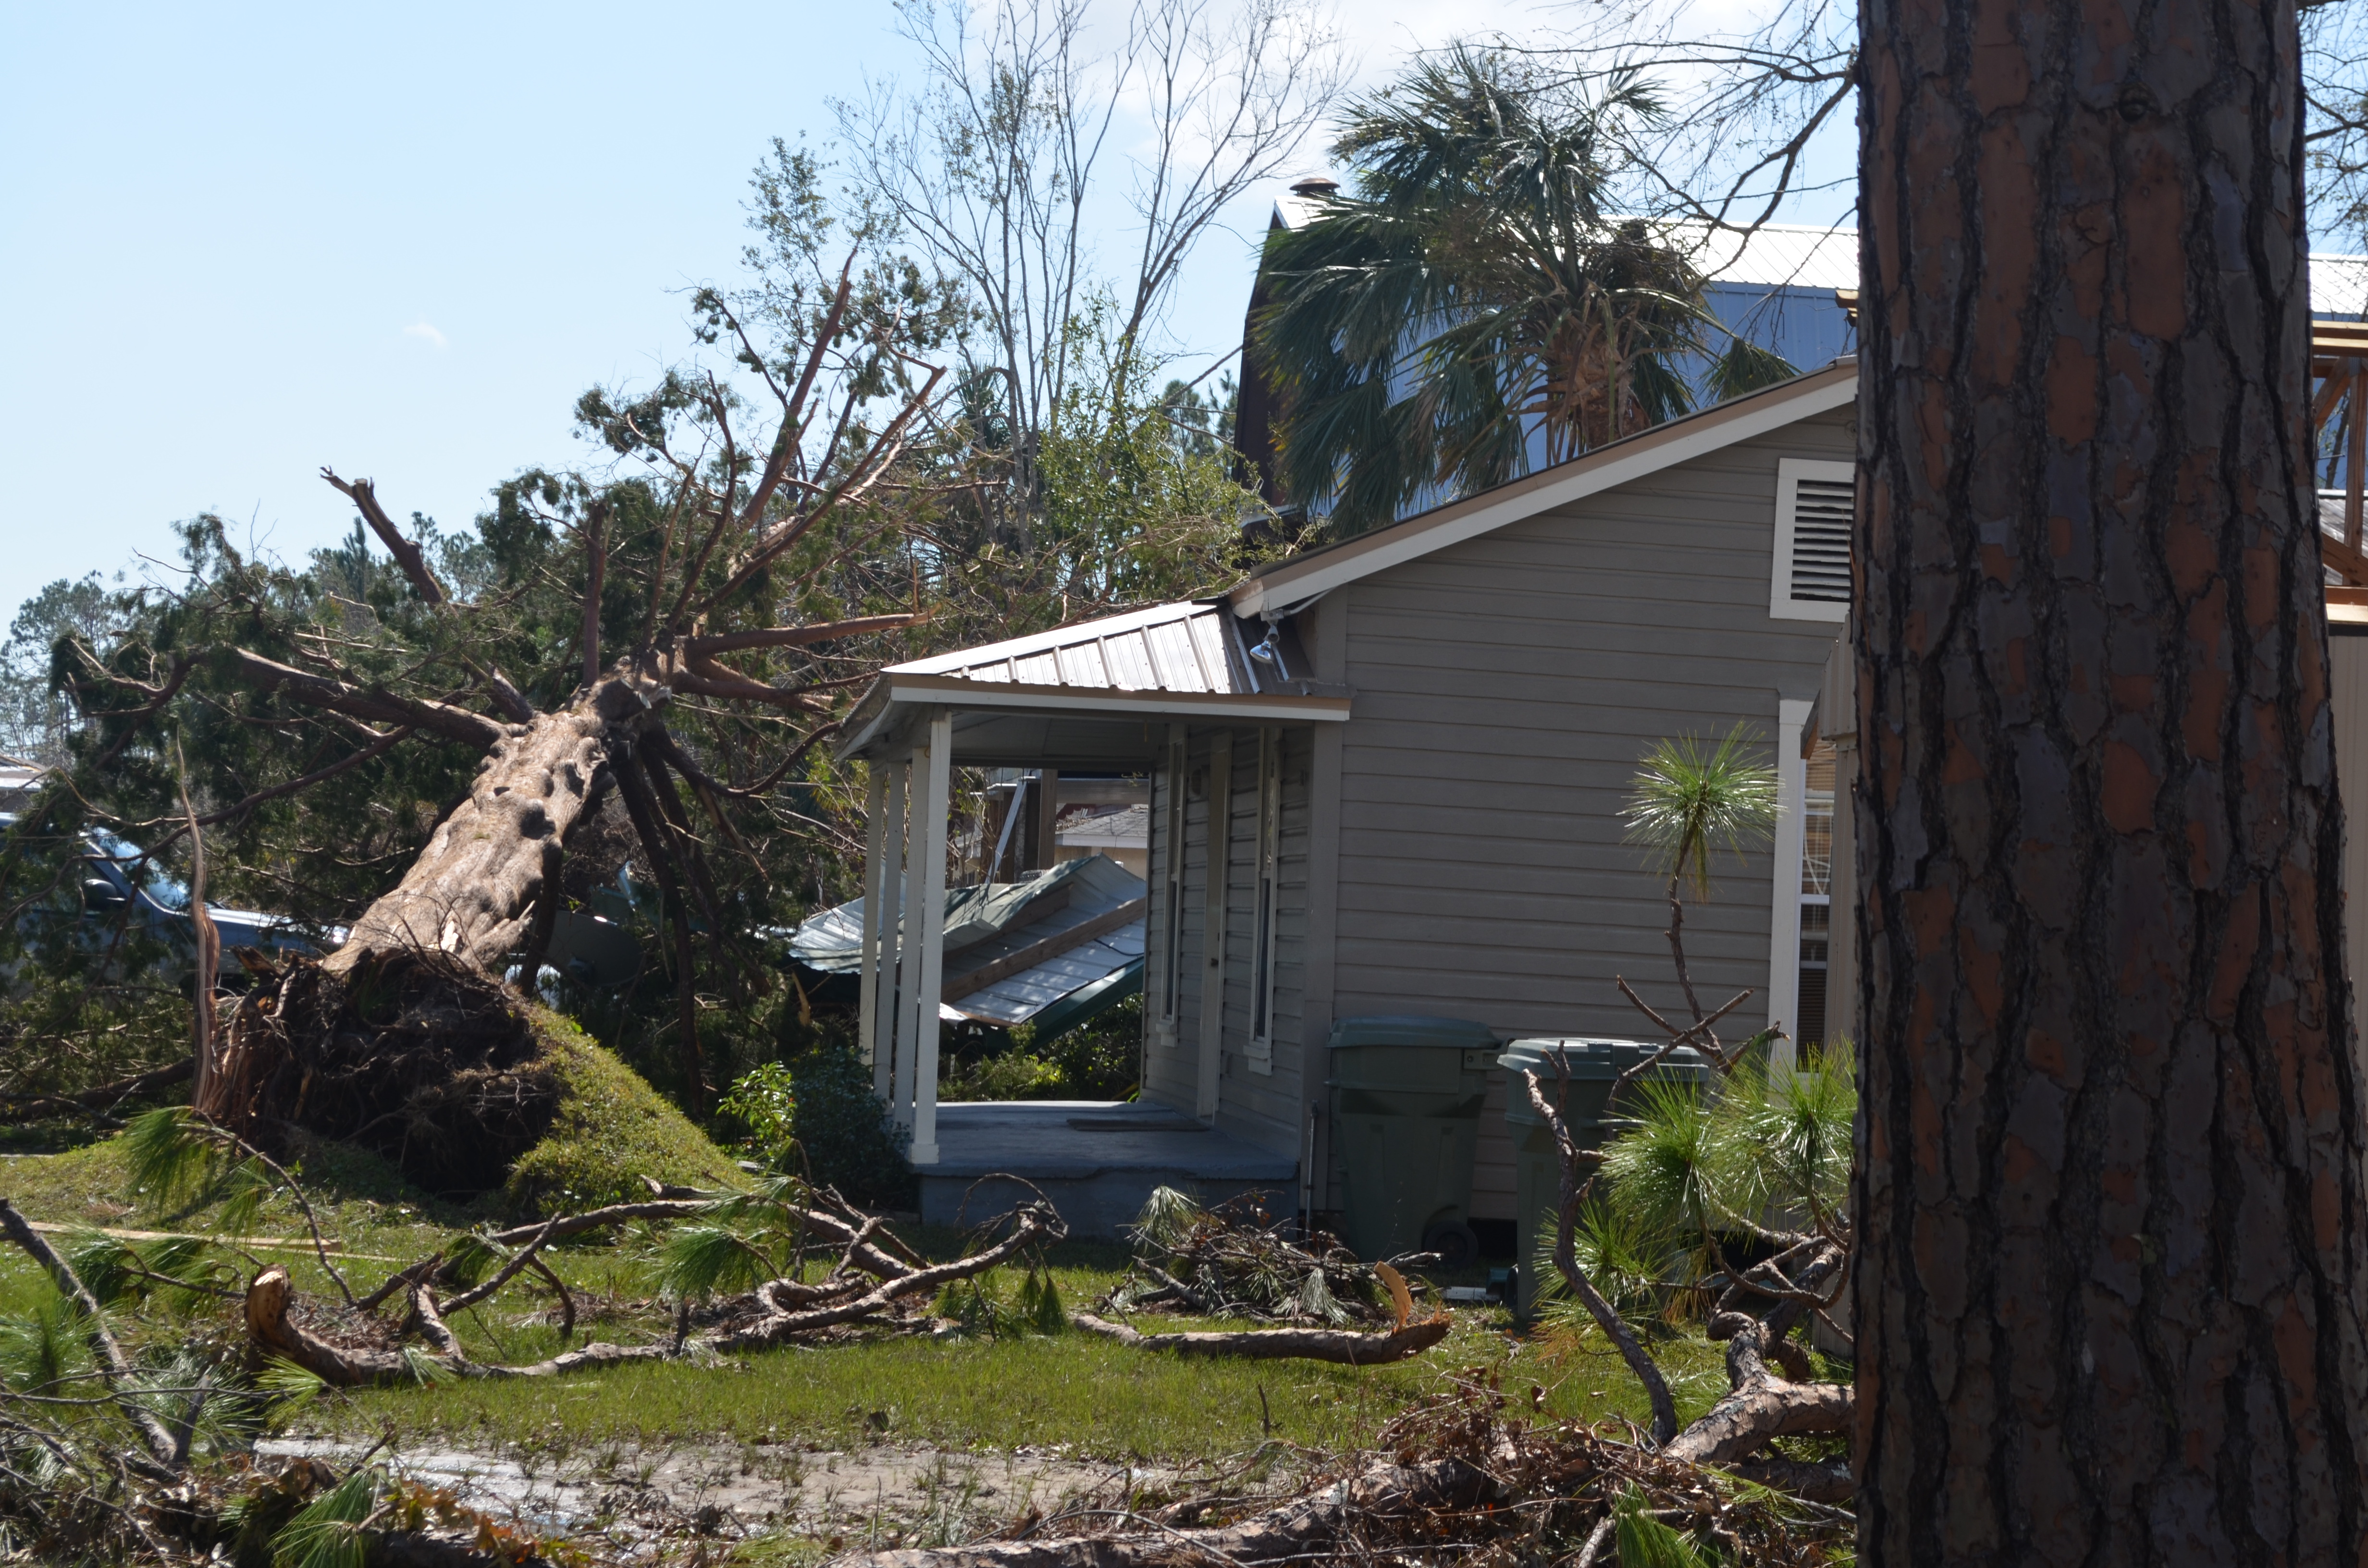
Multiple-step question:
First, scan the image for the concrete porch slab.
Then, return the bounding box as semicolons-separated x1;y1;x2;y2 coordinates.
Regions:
917;1101;1297;1239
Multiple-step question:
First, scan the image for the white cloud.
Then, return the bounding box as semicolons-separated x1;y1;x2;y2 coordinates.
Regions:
403;319;448;350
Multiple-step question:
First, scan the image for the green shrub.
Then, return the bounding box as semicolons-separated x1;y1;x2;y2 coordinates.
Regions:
779;1043;915;1209
940;994;1143;1103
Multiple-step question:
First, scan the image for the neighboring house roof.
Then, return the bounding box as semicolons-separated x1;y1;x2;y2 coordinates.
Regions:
1230;356;1860;616
790;853;1147;1029
1059;803;1149;848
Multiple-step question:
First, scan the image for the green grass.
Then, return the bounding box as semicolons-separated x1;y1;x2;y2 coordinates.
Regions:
327;1320;1483;1460
502;1012;745;1213
1;1128;1751;1478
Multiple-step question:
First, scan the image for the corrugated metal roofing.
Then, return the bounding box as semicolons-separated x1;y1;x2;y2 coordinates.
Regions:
789;854;1147;1029
1684;221;1861;292
1683;219;2368;314
886;600;1246;695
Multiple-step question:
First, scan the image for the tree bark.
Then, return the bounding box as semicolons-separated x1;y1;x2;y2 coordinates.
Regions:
323;675;653;974
1855;0;2368;1558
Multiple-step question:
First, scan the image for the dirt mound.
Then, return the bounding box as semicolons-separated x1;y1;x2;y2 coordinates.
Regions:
219;952;560;1199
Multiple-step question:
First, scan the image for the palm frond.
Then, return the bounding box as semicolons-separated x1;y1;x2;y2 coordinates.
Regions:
270;1467;375;1568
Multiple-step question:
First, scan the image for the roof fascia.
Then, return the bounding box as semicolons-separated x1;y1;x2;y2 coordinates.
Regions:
1230;362;1860;617
835;674;1351;761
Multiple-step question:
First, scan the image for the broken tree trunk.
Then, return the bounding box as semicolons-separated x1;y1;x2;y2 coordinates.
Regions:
322;676;655;975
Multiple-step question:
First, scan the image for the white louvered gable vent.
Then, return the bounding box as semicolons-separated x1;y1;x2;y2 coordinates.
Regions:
1770;458;1857;622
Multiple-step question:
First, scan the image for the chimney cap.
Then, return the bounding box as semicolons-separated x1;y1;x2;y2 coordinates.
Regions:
1288;174;1341;197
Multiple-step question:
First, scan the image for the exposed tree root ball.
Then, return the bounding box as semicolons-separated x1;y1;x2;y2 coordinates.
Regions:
216;953;559;1200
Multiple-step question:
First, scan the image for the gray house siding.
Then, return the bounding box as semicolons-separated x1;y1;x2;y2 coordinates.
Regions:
1314;409;1854;1216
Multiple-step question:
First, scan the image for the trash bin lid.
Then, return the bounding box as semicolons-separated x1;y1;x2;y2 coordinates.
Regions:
1499;1038;1709;1125
1327;1015;1498;1050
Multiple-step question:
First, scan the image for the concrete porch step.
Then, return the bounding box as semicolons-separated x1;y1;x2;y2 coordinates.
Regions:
917;1100;1297;1239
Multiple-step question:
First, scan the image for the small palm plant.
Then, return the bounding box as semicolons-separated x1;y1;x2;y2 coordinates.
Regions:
1540;1052;1857;1333
1615;725;1780;1050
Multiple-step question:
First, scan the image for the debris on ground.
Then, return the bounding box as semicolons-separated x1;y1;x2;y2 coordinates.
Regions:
1099;1187;1428;1327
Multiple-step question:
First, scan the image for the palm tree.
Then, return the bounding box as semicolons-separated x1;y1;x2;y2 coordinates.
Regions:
1252;48;1796;533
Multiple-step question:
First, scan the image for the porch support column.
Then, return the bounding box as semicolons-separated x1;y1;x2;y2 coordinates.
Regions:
857;765;887;1091
894;744;926;1132
1197;729;1233;1122
910;710;953;1165
872;760;907;1105
1765;697;1813;1072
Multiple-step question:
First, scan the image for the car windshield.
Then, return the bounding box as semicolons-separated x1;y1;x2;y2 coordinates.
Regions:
86;831;191;911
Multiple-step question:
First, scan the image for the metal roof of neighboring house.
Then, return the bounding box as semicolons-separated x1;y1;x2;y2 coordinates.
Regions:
1673;220;1862;291
1058;803;1149;847
790;854;1147;1029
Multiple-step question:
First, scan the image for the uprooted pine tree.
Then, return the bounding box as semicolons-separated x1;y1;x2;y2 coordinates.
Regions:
43;255;945;1173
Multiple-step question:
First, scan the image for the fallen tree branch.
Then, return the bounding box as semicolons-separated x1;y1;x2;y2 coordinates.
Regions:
837;1457;1496;1568
0;1197;182;1472
248;1201;1062;1384
0;1059;193;1123
1665;1315;1853;1467
708;1201;1064;1351
1068;1311;1451;1365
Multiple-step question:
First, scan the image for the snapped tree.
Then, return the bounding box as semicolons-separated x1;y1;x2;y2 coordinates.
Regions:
61;266;945;1134
1854;0;2368;1559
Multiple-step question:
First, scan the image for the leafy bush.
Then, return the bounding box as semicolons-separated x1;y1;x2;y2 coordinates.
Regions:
940;993;1143;1102
778;1043;915;1209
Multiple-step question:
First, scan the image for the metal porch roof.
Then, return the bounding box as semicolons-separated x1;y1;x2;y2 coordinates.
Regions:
889;599;1250;694
836;600;1351;762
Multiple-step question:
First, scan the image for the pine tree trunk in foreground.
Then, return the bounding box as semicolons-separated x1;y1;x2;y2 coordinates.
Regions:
1855;0;2368;1558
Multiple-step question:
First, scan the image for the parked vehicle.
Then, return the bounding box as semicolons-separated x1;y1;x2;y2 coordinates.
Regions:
1;814;326;986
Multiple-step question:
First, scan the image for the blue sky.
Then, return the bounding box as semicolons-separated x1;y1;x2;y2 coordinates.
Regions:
1;0;1804;626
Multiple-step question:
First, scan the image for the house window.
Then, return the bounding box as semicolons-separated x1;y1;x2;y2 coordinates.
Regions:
1247;728;1281;1073
1160;731;1187;1034
1797;741;1836;1048
1769;458;1856;622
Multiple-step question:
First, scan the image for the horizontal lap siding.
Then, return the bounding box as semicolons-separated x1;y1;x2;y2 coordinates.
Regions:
1331;413;1851;1217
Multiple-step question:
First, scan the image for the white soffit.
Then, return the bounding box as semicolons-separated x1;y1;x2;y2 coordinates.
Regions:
1232;360;1860;616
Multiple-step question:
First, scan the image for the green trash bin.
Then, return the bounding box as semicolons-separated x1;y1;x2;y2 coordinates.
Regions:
1326;1016;1499;1267
1500;1038;1710;1320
